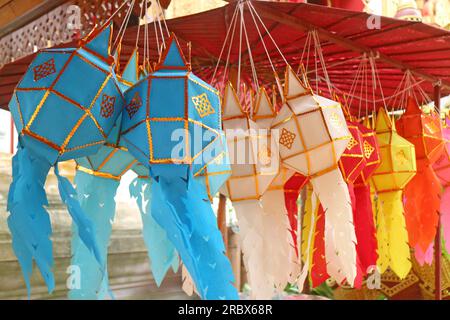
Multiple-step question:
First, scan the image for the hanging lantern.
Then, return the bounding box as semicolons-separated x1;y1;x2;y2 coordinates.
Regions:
433;118;450;257
7;23;123;294
120;35;237;300
371;107;417;278
271;66;357;286
396;97;444;262
221;83;279;299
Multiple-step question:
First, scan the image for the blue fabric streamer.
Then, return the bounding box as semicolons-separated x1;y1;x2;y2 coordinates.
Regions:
69;170;118;299
129;177;179;286
7;146;54;296
150;169;238;300
54;167;104;270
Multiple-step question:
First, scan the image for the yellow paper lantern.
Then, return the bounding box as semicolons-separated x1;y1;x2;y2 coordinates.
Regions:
371;107;417;279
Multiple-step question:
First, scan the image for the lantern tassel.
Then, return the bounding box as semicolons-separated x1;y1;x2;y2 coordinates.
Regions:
233;200;274;299
261;189;301;288
377;191;412;279
55;166;103;268
310;168;357;286
404;166;441;254
7;146;54;295
69;170;118;299
151;173;238;300
352;184;378;273
374;191;390;274
302;188;330;289
310;204;329;288
442;186;450;254
129;177;179;286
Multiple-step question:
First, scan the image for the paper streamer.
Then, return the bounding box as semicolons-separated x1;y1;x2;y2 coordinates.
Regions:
151;170;238;300
403;166;441;257
129;177;179;286
69;170;118;299
378;190;412;279
310;169;357;286
261;188;300;289
233;200;275;299
352;184;378;273
7;147;55;294
284;173;308;255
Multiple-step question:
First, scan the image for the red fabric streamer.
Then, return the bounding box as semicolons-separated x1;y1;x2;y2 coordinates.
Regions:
284;173;308;254
310;203;328;288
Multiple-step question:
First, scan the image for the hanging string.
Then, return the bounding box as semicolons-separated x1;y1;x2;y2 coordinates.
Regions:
312;29;333;95
211;4;239;84
298;30;312;75
246;1;283;98
156;0;171;38
241;3;259;103
101;0;132;31
135;1;145;49
346;55;366;111
237;2;244;99
112;0;136;53
247;1;288;66
153;9;161;57
155;1;166;50
220;5;239;88
143;0;149;69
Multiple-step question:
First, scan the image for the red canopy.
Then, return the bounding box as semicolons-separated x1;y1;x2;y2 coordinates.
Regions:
1;1;450;115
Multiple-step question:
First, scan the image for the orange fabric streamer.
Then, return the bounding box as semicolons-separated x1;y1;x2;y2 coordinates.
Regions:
396;97;444;255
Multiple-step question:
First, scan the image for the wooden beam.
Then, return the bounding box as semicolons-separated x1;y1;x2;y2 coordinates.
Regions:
252;1;450;90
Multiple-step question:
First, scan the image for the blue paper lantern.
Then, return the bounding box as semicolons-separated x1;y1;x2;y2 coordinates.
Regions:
121;35;238;300
7;23;123;295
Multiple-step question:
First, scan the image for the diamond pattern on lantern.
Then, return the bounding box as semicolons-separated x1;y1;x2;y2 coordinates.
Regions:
258;144;271;165
279;128;296;150
363;140;375;159
192;93;215;118
424;121;439;135
100;94;116;118
33;58;56;81
396;149;409;165
330;112;344;129
126;92;142;119
346;136;359;150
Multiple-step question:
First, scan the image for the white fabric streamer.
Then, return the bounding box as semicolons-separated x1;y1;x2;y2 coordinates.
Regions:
310;168;357;286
